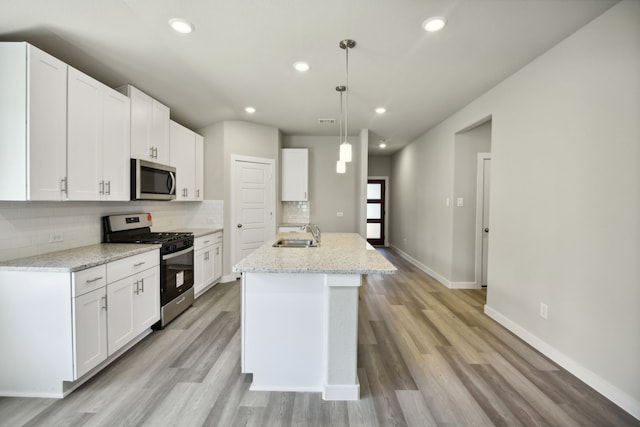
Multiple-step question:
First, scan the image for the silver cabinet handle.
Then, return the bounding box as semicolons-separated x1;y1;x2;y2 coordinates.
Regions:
215;247;219;255
133;261;146;267
150;147;154;158
101;295;108;311
140;278;144;292
106;180;111;195
86;276;103;283
61;177;68;194
203;240;210;244
99;180;105;195
134;280;140;295
196;189;200;198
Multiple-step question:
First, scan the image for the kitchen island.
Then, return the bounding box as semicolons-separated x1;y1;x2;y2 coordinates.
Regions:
232;233;396;400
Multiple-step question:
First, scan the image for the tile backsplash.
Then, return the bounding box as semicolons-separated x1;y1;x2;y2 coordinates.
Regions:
0;200;223;262
281;201;310;224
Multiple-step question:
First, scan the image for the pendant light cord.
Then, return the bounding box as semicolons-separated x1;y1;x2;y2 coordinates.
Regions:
345;45;349;141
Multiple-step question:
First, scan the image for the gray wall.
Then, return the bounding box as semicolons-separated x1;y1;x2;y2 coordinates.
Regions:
368;155;392;177
199;120;281;279
282;135;360;233
390;0;640;416
451;120;492;283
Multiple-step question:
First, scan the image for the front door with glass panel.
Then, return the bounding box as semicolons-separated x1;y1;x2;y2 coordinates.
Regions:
366;179;385;246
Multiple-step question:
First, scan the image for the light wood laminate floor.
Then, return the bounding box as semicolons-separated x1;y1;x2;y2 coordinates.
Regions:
1;249;637;426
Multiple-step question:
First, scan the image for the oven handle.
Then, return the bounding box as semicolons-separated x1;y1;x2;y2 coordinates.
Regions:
162;246;194;261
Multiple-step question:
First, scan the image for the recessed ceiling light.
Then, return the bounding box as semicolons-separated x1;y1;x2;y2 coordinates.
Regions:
379;143;387;149
375;107;386;114
245;107;256;114
293;61;310;72
169;18;194;34
422;16;446;32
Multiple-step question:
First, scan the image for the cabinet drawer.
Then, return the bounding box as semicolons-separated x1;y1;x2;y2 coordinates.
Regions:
194;232;221;251
107;250;159;283
72;264;107;297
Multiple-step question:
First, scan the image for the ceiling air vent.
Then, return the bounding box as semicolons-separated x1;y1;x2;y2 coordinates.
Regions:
318;118;336;124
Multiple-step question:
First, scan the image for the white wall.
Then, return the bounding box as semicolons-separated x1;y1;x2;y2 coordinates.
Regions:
368;156;392;177
390;0;640;417
282;135;361;233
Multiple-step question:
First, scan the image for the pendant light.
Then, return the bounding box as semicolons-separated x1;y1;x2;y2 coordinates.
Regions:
336;85;346;174
339;39;355;163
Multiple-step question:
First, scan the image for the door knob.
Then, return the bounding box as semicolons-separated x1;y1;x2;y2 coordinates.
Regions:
484;228;489;233
237;224;243;228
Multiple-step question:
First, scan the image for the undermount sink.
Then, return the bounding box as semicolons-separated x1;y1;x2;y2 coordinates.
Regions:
272;238;318;248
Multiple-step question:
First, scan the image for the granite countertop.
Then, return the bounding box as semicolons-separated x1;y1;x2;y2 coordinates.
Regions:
0;243;161;273
159;227;223;238
232;233;396;275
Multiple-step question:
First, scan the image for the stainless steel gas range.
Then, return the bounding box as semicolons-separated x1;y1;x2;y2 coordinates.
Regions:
102;213;194;328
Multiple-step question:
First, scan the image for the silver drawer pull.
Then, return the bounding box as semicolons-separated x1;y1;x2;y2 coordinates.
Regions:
176;296;186;305
133;261;146;267
86;276;103;283
203;240;210;244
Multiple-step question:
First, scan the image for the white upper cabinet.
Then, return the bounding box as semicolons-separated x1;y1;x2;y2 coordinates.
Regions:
67;67;130;201
119;85;170;164
0;42;68;201
170;120;203;201
281;148;308;201
195;133;204;201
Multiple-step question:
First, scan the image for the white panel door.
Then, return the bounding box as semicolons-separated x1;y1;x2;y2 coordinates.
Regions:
107;277;135;355
481;158;491;287
67;67;102;200
102;89;130;200
233;158;275;264
28;45;68;200
133;267;160;332
73;287;107;379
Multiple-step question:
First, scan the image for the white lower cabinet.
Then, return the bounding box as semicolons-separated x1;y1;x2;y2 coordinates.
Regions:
194;231;223;298
72;250;159;379
107;265;159;355
73;287;107;379
0;249;161;397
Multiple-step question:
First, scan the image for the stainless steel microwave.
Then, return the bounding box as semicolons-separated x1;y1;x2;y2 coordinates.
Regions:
131;159;176;201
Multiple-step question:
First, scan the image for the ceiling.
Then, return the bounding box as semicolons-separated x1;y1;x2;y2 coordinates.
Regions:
0;0;618;155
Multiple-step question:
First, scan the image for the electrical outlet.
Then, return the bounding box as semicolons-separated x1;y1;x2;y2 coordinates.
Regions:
336;212;344;217
539;302;548;319
49;232;63;243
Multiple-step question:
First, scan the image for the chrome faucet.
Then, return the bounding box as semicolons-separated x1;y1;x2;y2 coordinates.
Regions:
304;223;321;246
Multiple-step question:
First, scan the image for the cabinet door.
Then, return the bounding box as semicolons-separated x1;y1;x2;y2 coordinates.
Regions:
134;267;160;332
170;121;196;201
281;148;308;201
28;45;68;201
128;86;153;160
194;247;206;297
102;89;130;200
152;101;170;164
213;242;222;282
67;67;102;200
73;287;107;379
194;133;204;200
107;276;135;355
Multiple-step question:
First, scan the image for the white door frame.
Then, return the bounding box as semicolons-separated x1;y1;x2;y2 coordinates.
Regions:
230;154;276;269
367;176;390;247
475;153;491;287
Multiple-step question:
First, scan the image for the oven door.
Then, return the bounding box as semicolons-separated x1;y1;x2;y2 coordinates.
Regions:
161;246;194;305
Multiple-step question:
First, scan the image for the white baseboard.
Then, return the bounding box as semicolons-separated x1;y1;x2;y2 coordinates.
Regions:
450;281;481;289
390;245;451;288
221;273;239;283
323;381;360;401
484;304;640;421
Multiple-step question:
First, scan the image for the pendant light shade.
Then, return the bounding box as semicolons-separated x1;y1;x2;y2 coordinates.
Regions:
340;141;352;163
336;160;346;174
